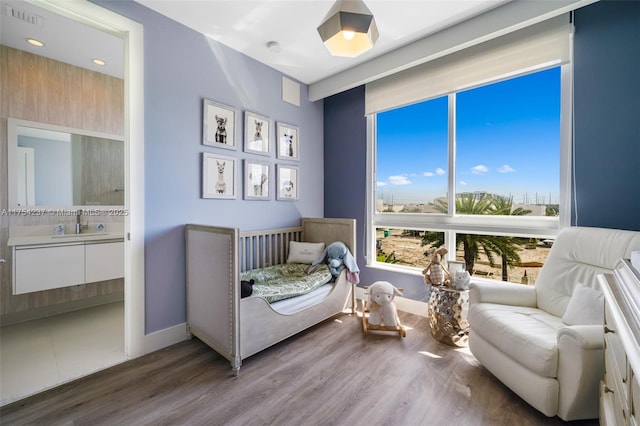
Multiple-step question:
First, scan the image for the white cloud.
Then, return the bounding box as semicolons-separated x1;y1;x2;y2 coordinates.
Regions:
471;165;489;174
499;164;516;173
460;180;468;186
423;171;434;177
377;181;387;187
389;175;411;185
436;168;446;176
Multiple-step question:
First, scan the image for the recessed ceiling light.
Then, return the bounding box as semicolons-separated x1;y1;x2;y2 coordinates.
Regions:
26;38;44;47
92;58;107;66
266;41;281;53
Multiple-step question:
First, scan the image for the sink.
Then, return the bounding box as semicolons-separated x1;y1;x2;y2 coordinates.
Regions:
52;232;110;238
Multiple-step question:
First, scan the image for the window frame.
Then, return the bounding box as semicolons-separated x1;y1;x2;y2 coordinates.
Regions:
365;63;573;270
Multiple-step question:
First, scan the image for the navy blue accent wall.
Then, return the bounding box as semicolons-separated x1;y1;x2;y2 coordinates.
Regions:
324;1;640;301
323;86;366;237
573;1;640;231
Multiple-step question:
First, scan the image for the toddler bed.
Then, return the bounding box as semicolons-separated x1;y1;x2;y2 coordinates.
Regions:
185;217;356;375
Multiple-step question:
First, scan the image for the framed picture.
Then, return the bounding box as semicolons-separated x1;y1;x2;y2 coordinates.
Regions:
244;111;270;156
203;99;236;150
244;160;270;200
276;122;299;161
202;153;236;199
276;165;299;201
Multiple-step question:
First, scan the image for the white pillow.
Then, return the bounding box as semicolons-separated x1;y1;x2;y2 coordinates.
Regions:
287;241;325;264
562;284;604;326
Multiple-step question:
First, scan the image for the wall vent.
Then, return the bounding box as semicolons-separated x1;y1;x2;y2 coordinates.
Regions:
2;4;43;27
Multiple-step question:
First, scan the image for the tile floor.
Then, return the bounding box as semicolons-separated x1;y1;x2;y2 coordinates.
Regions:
0;302;125;406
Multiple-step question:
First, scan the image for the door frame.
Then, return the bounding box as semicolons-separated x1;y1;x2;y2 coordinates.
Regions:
31;0;145;358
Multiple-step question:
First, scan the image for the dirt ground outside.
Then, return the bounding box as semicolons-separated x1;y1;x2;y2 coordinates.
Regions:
377;229;552;285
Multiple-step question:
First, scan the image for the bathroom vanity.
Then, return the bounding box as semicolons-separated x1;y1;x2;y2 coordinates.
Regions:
8;224;124;295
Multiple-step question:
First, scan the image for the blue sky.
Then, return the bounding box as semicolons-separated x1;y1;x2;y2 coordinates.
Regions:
376;67;561;206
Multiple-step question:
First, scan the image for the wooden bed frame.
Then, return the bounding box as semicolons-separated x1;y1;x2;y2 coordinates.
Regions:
185;217;356;375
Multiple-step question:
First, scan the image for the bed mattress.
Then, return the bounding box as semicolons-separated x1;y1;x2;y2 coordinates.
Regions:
241;263;332;303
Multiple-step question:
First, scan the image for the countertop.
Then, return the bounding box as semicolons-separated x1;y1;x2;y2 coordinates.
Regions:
8;224;125;247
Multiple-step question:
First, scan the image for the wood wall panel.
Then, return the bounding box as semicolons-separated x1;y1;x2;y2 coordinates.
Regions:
0;45;125;323
2;46;123;133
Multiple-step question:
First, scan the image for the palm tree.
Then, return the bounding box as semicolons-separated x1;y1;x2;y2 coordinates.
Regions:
489;196;531;280
422;194;530;279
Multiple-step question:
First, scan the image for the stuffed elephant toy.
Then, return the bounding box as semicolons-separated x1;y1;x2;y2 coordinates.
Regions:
308;241;360;284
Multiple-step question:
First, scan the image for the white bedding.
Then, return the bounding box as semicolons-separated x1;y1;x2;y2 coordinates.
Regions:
270;283;334;314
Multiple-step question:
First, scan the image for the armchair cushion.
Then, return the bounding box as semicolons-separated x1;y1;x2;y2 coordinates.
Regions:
535;227;640;317
561;284;604;326
469;302;563;377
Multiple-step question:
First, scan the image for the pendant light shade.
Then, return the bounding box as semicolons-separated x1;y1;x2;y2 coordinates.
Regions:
317;0;378;58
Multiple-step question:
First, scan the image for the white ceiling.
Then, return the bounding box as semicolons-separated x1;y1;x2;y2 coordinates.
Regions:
2;0;596;96
1;0;511;84
1;1;124;79
136;0;510;85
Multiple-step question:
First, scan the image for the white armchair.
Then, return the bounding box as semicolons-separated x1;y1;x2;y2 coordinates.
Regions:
468;226;640;421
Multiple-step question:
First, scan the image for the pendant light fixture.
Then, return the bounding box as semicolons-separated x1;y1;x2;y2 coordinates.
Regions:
317;0;379;58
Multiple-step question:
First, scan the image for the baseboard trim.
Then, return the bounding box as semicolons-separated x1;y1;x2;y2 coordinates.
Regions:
143;322;188;355
141;292;428;357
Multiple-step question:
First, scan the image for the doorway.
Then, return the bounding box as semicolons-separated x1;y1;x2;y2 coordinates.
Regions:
0;0;144;405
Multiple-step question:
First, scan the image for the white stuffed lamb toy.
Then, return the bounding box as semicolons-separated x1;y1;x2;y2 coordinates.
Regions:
367;281;402;328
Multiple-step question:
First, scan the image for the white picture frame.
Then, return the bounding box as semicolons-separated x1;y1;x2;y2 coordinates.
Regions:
203;99;236;150
276;165;299;201
244;160;271;200
276;122;299;161
202;153;236;199
448;260;466;275
244;111;271;156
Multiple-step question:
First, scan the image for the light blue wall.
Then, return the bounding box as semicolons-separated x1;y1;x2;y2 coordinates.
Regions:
324;1;640;302
96;1;324;333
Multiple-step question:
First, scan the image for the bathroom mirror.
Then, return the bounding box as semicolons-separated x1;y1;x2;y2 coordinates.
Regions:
7;118;125;208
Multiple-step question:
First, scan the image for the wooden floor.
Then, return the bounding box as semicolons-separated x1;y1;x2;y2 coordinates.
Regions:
0;310;599;426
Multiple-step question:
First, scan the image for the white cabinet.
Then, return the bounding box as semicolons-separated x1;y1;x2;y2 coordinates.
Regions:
14;244;85;293
85;241;124;283
599;259;640;426
12;239;124;294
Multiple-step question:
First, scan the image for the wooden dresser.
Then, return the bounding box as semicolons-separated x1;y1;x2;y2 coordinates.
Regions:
599;259;640;425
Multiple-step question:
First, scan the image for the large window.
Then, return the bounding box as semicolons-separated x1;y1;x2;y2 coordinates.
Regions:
368;40;572;284
376;68;561;217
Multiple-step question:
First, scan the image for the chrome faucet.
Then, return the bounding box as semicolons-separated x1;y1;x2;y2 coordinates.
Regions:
76;209;83;234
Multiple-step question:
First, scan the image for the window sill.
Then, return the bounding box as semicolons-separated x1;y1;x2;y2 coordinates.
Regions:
366;262;532;288
366;262;423;277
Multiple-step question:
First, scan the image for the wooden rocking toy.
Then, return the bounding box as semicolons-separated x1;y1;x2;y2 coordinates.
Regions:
361;282;406;337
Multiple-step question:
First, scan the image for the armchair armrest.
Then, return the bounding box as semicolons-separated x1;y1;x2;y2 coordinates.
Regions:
469;280;537;307
557;325;604;420
558;325;604;350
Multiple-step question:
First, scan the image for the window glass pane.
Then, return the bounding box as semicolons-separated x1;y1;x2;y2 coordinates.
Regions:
376;227;444;269
376;97;448;213
451;232;554;285
376;228;553;285
455;67;561;216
